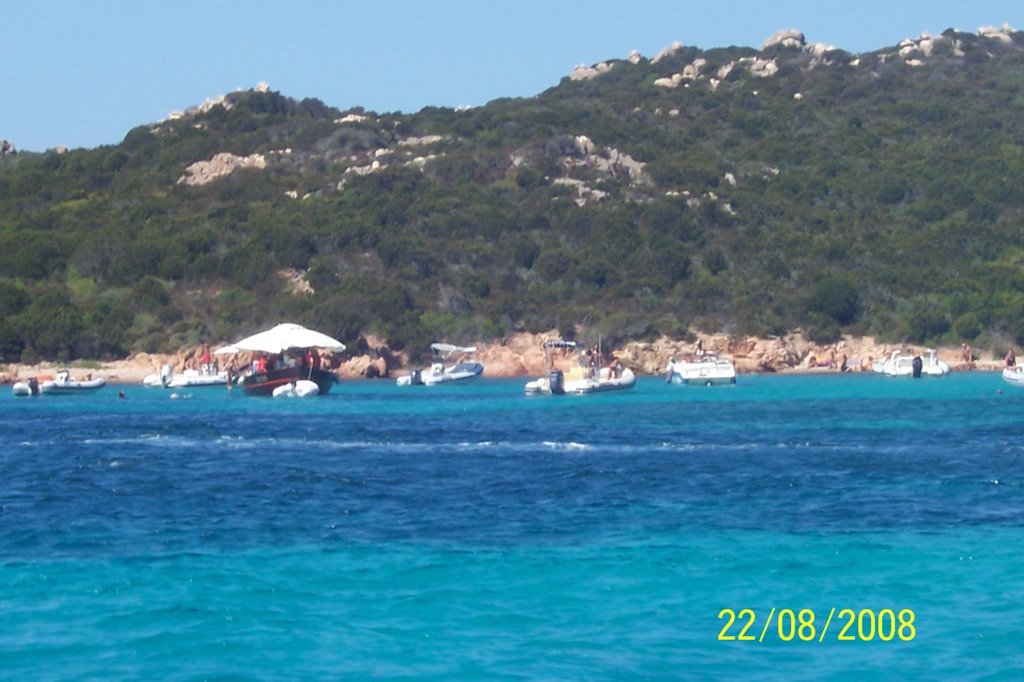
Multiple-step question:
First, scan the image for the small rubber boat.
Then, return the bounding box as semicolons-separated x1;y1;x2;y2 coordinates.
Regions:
38;370;106;394
524;339;635;395
1003;366;1024;386
397;343;484;386
272;379;320;398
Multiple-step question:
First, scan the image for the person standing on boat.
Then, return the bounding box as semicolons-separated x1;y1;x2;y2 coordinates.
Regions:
200;344;212;375
581;349;595;378
1006;349;1016;368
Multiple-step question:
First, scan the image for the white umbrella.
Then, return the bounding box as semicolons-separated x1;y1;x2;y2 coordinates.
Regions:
232;323;346;354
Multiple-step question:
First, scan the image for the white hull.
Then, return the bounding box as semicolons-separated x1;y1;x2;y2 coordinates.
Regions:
1003;367;1024;386
526;368;636;395
422;361;484;385
272;379;320;398
569;368;636;394
12;380;38;396
871;350;950;377
144;367;227;388
397;348;484;386
666;358;736;386
39;375;107;394
168;370;228;388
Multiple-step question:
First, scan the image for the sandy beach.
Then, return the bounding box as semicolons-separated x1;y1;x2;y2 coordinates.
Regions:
0;331;1004;386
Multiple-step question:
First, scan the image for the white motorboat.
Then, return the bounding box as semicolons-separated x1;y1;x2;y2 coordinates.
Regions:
397;343;484;386
570;366;636;394
525;339;635;395
143;367;229;389
38;369;107;394
142;364;174;388
871;349;950;377
1003;366;1024;386
665;354;736;386
272;379;320;398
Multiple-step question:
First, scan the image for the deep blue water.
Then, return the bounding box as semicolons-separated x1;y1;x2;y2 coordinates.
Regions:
3;372;1024;679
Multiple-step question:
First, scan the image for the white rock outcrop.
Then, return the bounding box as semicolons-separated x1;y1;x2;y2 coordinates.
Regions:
570;61;614;80
397;134;447;146
553;178;608;207
177;152;268;186
335;113;369;124
762;29;805;50
748;57;779;78
560;135;648;185
652;41;684;64
279;268;314;295
979;24;1014;43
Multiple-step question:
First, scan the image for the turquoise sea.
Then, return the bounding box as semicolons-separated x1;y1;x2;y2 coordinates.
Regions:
2;372;1024;680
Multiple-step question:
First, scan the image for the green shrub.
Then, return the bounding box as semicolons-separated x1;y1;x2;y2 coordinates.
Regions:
806;276;860;326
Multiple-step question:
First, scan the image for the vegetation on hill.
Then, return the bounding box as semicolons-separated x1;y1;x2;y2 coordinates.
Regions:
3;28;1024;364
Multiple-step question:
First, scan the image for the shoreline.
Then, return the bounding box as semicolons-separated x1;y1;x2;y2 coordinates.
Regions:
0;331;1006;385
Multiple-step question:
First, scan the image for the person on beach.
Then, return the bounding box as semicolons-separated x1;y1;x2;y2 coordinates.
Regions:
961;343;973;363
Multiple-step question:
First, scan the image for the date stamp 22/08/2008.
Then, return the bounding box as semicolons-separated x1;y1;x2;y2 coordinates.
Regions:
718;608;916;643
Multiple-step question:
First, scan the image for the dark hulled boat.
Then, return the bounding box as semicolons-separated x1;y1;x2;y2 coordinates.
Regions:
241;366;337;396
229;323;347;397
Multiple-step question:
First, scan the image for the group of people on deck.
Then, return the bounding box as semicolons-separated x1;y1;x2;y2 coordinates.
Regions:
579;344;625;379
181;343;219;375
248;349;323;375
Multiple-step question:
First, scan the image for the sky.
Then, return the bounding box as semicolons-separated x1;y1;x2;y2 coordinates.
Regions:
2;0;1023;152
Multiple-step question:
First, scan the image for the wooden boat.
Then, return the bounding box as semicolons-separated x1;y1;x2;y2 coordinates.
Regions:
231;323;345;397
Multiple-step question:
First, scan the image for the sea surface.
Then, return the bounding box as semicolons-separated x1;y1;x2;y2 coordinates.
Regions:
2;372;1024;680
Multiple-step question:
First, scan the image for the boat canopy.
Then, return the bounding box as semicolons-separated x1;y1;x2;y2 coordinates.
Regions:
233;323;346;354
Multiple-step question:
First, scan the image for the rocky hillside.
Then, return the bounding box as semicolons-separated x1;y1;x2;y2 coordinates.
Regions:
2;27;1024;368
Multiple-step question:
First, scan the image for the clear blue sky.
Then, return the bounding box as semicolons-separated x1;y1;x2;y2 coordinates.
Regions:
2;0;1022;152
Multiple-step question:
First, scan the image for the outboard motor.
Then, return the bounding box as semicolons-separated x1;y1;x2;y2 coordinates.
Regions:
160;364;173;388
410;369;423;386
911;355;923;378
27;377;39;396
549;369;565;395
